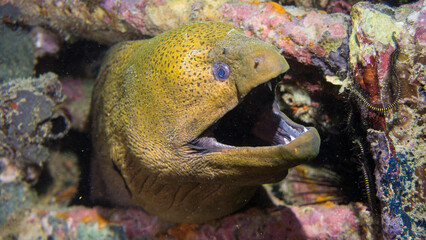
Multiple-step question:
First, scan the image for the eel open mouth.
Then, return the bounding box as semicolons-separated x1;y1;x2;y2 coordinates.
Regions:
188;78;310;153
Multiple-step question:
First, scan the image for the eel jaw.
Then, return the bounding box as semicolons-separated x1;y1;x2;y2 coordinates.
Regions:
187;80;319;158
188;103;309;152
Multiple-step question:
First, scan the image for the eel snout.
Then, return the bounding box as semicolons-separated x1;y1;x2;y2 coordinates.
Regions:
235;43;289;97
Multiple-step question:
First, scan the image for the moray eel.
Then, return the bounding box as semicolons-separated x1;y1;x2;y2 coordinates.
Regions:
90;21;320;223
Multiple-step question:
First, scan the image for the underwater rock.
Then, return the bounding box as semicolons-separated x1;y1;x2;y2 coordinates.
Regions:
11;204;372;239
0;73;72;236
1;0;350;74
30;26;62;58
0;72;70;185
347;1;426;239
277;0;418;13
0;0;143;45
0;23;35;83
165;204;374;239
35;150;81;206
222;1;350;78
0;182;36;230
60;77;94;132
277;0;355;13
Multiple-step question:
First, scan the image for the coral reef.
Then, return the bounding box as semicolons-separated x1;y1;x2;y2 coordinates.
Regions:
347;2;426;239
9;204;372;239
277;0;357;13
0;0;142;45
223;1;350;77
0;182;36;227
30;26;62;58
0;73;72;235
60;77;94;131
0;0;350;65
0;73;70;185
0;23;35;82
0;0;424;239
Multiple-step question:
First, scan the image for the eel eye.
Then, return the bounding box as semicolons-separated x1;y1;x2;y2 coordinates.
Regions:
213;62;230;81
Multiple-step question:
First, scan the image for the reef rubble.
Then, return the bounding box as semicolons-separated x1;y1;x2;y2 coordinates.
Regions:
8;203;373;239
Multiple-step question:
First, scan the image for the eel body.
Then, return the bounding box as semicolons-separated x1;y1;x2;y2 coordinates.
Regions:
90;21;320;223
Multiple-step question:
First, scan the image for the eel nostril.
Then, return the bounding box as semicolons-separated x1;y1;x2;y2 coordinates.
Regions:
254;58;260;70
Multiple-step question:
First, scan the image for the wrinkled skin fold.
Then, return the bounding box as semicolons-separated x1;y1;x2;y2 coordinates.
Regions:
90;22;320;223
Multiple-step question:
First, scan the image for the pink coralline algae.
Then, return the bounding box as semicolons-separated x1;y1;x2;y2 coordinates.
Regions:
100;0;148;33
61;77;85;101
30;27;61;57
326;0;352;14
414;13;426;43
1;0;351;77
222;1;349;67
14;204;370;239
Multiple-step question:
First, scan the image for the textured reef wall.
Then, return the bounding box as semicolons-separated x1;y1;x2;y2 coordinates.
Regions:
0;73;70;186
348;2;425;239
0;0;424;239
0;73;72;228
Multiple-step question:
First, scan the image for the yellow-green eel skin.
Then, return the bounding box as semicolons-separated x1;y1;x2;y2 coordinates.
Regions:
90;21;320;223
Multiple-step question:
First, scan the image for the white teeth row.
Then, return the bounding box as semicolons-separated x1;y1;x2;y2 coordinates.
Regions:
282;138;290;145
283;135;295;145
292;125;308;135
267;82;272;91
282;126;308;145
